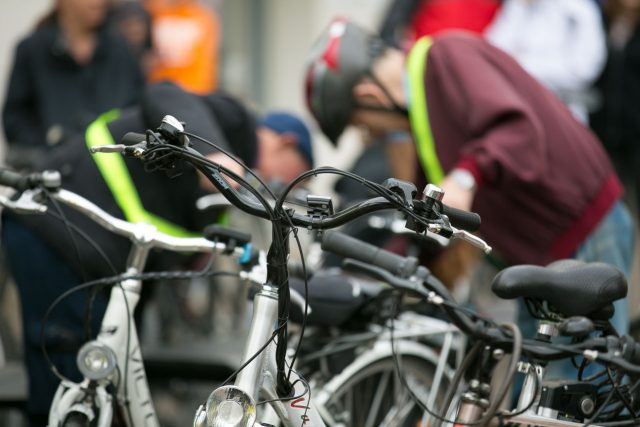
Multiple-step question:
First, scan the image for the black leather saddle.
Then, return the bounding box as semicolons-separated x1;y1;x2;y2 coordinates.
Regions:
491;260;627;320
289;270;385;327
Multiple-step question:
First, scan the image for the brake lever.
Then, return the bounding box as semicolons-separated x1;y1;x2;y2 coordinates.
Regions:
89;143;147;157
450;227;492;254
89;144;126;154
0;189;47;214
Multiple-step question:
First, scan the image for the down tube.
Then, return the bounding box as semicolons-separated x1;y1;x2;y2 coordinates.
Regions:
98;279;159;427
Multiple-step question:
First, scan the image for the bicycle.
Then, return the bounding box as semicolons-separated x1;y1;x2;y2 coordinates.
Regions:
82;114;489;427
199;180;476;426
0;169;270;427
327;222;640;427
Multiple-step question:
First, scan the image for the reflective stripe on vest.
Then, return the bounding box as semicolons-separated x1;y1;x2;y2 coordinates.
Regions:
407;36;444;184
85;110;199;237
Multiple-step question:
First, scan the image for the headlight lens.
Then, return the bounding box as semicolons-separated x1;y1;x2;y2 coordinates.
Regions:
206;386;256;427
76;341;117;381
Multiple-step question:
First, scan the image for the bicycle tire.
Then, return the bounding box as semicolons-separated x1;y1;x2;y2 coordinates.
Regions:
322;355;445;427
61;412;91;427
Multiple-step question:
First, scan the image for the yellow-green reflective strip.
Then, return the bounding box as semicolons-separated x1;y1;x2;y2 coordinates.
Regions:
85;110;199;237
407;36;444;184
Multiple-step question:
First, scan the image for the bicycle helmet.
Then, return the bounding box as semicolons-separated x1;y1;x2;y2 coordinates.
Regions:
305;18;386;144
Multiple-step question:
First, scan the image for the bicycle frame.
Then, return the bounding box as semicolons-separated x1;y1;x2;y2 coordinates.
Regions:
37;189;247;427
446;320;609;427
194;281;327;427
50;241;156;427
503;360;606;427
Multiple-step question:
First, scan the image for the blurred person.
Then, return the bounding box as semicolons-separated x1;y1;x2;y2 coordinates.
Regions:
2;0;144;169
380;0;501;49
145;0;220;94
372;0;502;287
485;0;607;123
256;112;313;184
108;0;154;74
369;0;501;188
590;0;640;216
1;81;312;425
304;19;634;336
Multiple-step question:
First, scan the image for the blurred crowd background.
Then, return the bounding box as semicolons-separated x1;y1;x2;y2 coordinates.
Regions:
2;0;640;424
0;0;389;181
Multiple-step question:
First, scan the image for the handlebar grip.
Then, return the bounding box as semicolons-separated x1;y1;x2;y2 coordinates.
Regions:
442;204;481;232
0;169;30;191
321;230;418;278
121;132;146;145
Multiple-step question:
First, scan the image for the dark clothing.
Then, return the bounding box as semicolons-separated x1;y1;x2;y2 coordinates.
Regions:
6;83;257;280
2;216;107;423
1;83;257;423
419;32;622;265
2;21;143;151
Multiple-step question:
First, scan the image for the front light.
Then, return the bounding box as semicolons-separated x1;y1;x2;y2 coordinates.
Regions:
77;341;117;381
206;386;256;427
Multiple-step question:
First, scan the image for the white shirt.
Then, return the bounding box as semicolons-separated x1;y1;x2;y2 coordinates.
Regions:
485;0;606;123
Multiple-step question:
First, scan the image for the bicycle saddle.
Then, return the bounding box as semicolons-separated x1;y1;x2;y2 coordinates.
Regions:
491;260;627;319
289;270;385;327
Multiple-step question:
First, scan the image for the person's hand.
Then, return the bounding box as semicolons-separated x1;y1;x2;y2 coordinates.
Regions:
198;152;247;192
438;171;476;212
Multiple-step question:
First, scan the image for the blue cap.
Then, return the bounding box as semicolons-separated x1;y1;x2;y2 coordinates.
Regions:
260;112;313;167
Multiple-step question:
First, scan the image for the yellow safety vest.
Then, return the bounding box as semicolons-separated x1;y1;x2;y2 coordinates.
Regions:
85;110;199;237
406;36;444;184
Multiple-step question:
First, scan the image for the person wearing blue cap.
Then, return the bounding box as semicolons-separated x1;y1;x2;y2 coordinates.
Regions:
256;112;314;183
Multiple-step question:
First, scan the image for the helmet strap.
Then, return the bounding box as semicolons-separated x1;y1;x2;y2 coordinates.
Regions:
364;71;409;118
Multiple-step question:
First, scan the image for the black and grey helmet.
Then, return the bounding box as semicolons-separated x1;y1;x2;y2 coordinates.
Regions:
304;18;386;144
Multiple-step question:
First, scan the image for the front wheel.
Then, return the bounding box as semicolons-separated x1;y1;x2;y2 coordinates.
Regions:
321;354;447;427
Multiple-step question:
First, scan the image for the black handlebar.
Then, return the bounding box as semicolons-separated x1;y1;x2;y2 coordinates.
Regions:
442;204;481;232
0;169;38;192
322;230;419;278
201;164;412;231
121;132;146;146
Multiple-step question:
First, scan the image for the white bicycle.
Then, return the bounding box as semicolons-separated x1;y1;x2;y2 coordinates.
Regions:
0;169;272;427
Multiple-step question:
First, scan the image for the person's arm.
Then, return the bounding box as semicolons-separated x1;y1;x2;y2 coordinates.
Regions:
385;133;417;183
2;40;41;147
427;37;549;206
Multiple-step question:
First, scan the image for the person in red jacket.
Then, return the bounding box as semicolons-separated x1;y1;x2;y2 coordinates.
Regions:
304;18;634;335
380;0;500;50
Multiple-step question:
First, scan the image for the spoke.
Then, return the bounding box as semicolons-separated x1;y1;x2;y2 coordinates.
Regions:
380;387;410;427
345;385;353;425
364;371;392;427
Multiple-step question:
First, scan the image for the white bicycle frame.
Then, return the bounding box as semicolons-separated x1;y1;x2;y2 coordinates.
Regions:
193;281;328;427
192;289;464;427
21;188;247;427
